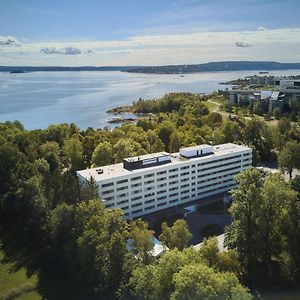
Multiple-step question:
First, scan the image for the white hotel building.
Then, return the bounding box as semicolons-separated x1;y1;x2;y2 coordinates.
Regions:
77;143;252;219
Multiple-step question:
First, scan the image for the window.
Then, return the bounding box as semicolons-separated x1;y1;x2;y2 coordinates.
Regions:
145;199;155;204
157;190;166;195
169;168;178;173
181;184;189;188
157;202;167;207
131;182;142;188
144;173;154;178
145;192;155;198
169;180;178;185
169;174;178;179
181;172;189;176
181;190;189;194
131;176;142;181
102;182;114;188
117;200;128;205
157;170;167;175
132;196;140;201
117;179;128;184
132;202;142;208
131;189;142;195
145;179;155;185
145;205;155;210
157;177;167;182
117;186;128;191
102;189;114;195
158;183;167;188
117;193;128;198
180;166;189;170
132;209;143;214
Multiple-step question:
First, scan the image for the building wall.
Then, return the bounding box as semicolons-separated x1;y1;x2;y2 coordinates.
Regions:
94;149;252;219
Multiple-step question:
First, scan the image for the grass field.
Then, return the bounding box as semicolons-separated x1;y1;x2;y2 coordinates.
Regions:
0;251;40;300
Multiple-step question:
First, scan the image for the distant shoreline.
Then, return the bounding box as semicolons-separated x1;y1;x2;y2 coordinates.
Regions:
1;61;300;74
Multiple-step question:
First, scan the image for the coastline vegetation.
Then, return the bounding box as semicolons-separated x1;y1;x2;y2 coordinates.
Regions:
1;92;300;299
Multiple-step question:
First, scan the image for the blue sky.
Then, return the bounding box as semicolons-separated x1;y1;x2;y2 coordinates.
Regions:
1;0;300;65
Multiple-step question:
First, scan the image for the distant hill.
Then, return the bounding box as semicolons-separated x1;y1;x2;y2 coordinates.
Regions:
0;66;138;73
126;61;300;74
1;61;300;74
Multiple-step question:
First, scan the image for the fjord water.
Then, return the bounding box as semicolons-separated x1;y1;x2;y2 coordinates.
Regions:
0;70;300;130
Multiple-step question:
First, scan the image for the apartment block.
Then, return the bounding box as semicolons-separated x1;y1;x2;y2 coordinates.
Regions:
76;143;252;219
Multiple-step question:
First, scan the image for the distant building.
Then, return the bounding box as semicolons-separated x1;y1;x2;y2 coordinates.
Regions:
77;143;252;219
275;79;300;89
229;79;300;113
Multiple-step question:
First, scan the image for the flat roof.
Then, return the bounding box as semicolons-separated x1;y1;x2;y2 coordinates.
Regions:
77;143;251;182
124;152;169;163
180;144;212;151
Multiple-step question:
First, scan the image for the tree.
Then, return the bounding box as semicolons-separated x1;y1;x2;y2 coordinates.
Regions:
171;264;251;300
169;131;181;153
258;174;296;267
128;247;251;300
278;118;291;135
113;139;146;163
158;122;175;152
278;141;300;179
130;220;154;264
80;175;99;201
273;107;281;119
159;219;192;250
40;141;61;173
92;141;113;166
39;200;128;299
82;135;95;168
225;168;264;280
63;136;83;171
253;101;264;115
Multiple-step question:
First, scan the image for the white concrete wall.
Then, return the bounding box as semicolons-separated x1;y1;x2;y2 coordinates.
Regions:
96;149;252;219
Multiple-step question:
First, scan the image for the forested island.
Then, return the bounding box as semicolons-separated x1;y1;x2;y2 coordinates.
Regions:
1;92;300;299
1;61;300;74
126;61;300;74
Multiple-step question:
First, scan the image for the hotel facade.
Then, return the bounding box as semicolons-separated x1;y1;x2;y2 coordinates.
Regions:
77;143;252;219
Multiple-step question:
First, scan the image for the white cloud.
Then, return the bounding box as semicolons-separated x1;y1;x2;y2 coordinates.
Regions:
0;35;21;47
40;46;81;55
257;26;267;31
1;27;300;65
235;41;253;47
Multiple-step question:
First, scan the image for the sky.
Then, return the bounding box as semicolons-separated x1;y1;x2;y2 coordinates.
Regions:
1;0;300;66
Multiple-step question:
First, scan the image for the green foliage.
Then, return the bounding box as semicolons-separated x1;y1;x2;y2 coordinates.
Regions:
225;169;298;286
129;220;154;264
159;220;192;250
171;264;251;300
129;246;251;300
92;141;113;166
1;91;300;298
278;141;300;178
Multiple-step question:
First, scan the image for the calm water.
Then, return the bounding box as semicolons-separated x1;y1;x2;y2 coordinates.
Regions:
0;70;300;130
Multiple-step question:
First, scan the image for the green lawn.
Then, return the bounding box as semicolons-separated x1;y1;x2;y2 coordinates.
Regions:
0;251;40;300
202;100;220;111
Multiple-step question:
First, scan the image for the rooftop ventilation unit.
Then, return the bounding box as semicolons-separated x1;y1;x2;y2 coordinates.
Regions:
179;145;213;158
